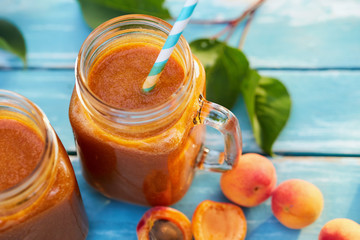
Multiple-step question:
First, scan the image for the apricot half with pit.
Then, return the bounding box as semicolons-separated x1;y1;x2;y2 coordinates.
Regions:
136;206;192;240
192;200;247;240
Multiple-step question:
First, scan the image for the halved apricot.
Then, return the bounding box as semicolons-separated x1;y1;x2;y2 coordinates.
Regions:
192;200;247;240
136;206;192;240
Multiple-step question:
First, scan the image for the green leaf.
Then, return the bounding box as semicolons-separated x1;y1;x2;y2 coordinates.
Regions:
78;0;171;29
0;19;26;65
240;69;261;119
189;39;224;67
241;72;291;155
190;39;249;109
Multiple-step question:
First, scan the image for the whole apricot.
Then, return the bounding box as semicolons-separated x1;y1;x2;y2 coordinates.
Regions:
319;218;360;240
192;200;247;240
136;206;192;240
220;153;277;207
271;179;324;229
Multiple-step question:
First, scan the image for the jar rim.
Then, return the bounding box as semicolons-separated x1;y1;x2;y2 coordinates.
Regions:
75;14;194;125
0;90;57;204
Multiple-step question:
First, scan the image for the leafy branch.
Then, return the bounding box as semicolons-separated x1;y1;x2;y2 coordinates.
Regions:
188;0;291;155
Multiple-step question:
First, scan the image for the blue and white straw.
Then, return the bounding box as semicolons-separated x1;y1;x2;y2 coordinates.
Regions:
142;0;199;92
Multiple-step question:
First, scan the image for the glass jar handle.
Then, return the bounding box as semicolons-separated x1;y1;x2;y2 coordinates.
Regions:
194;95;242;172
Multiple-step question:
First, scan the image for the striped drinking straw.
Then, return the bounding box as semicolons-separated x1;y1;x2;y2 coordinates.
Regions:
142;0;199;92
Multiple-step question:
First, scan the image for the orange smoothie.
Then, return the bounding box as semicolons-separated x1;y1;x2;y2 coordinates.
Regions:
88;43;184;110
69;42;206;206
0;119;44;191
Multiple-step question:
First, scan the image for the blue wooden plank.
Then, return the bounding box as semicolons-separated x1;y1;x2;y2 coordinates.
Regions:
1;69;359;154
235;70;360;155
0;0;359;68
72;156;360;239
0;1;359;239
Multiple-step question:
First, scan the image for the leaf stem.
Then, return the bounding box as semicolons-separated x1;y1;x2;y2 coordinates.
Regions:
238;10;255;50
210;24;232;40
225;0;264;27
190;0;264;25
191;0;265;42
225;21;238;43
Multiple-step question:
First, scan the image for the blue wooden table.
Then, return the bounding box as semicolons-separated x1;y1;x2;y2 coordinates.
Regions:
1;0;360;239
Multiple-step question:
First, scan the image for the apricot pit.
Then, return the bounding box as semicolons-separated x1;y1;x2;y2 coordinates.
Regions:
136;206;192;240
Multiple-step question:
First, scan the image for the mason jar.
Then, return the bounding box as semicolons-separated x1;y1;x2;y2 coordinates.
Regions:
0;90;88;240
69;14;242;206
